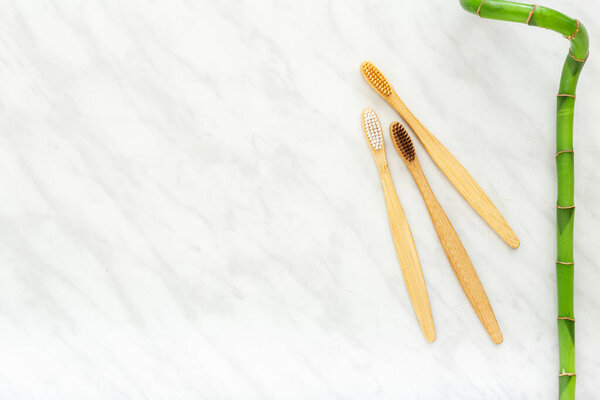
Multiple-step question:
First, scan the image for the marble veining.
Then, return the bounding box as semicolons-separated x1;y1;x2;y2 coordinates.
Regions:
0;1;599;399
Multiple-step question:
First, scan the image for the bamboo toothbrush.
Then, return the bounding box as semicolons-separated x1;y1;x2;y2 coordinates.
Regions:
390;121;503;344
361;108;435;342
360;61;519;249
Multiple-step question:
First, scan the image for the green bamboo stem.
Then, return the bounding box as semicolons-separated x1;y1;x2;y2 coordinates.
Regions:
458;1;588;399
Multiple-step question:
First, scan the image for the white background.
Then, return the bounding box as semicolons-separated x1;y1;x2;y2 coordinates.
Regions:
0;1;599;399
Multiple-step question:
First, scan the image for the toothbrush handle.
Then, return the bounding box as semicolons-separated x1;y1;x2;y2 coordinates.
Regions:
389;93;519;249
409;161;503;344
377;164;435;342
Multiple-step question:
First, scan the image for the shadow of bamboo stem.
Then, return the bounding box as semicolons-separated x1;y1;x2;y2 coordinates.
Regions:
458;1;588;400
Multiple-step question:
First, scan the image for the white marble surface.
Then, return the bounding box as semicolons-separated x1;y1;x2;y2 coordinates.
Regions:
0;1;599;398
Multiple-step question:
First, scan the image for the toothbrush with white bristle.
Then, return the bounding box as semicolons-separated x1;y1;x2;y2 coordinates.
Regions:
361;108;435;342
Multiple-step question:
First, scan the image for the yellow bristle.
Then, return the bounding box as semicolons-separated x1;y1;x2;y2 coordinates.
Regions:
361;61;393;97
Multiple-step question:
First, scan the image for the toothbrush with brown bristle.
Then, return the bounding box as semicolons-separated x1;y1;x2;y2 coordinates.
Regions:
361;108;435;342
390;121;503;344
360;61;519;249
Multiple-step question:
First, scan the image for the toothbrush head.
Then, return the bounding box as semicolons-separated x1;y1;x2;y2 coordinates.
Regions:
360;61;393;98
361;108;384;152
390;121;416;162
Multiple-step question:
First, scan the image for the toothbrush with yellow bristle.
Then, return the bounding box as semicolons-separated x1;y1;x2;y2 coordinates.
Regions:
361;108;435;342
390;121;503;344
360;61;519;249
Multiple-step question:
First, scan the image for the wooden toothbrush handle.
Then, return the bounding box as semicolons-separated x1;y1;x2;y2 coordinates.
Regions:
409;162;503;344
377;164;435;342
389;94;519;249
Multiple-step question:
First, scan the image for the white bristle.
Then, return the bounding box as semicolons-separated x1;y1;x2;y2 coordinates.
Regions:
362;108;383;150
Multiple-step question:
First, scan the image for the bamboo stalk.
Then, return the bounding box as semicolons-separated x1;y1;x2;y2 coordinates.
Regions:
458;1;588;399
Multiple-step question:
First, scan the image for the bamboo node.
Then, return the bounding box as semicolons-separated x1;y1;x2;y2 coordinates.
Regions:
556;260;575;265
568;50;589;63
557;93;576;99
557;316;575;322
555;149;574;157
476;0;486;17
526;5;537;25
556;204;575;209
564;20;580;40
558;371;577;377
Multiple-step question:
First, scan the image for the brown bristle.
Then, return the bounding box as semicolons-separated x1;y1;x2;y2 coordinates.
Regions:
360;61;393;97
390;122;415;162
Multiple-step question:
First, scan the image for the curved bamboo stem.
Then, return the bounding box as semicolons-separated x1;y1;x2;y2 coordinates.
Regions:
458;1;588;399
